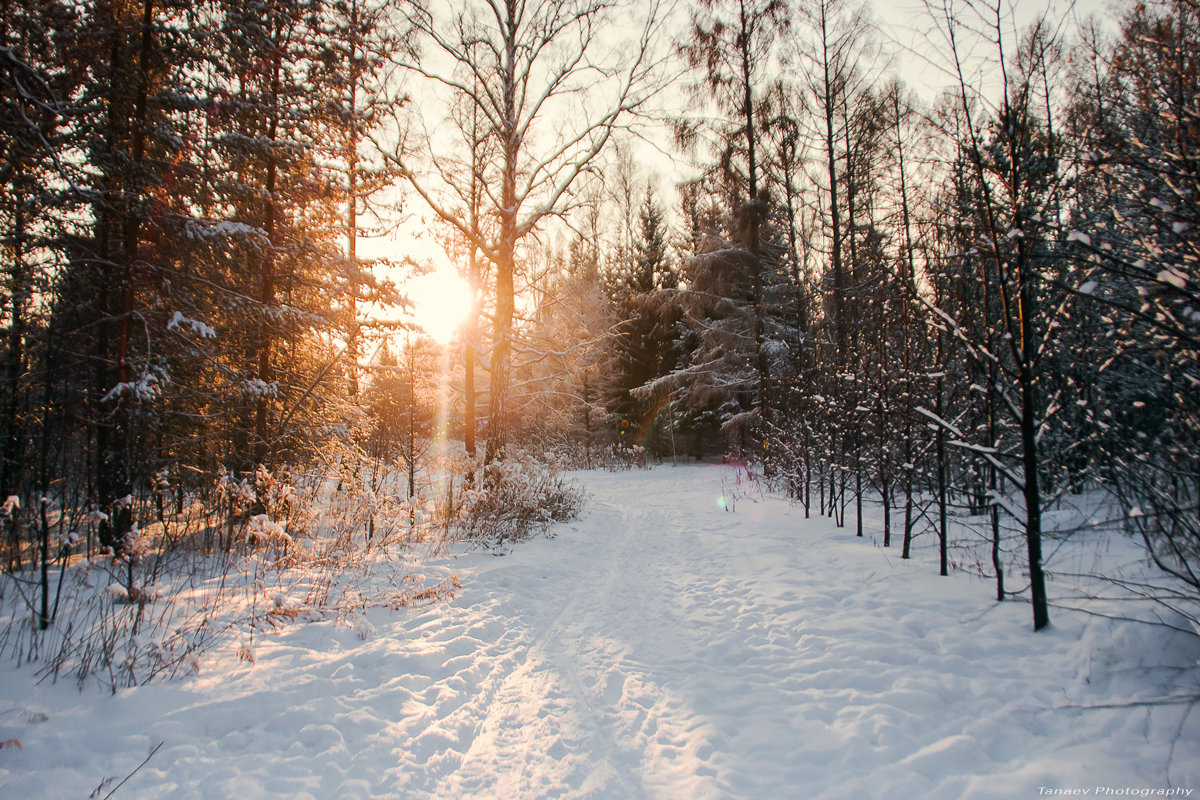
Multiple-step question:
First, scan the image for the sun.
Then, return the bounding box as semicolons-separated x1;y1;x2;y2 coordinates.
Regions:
406;255;473;344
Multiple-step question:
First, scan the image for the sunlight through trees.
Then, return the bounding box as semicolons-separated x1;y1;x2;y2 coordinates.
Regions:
2;0;1199;644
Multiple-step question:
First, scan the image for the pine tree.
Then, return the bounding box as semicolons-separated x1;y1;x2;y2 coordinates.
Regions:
677;0;789;457
1;1;79;569
605;186;681;455
927;6;1072;628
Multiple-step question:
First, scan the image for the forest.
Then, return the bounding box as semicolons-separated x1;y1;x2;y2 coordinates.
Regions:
1;0;1198;690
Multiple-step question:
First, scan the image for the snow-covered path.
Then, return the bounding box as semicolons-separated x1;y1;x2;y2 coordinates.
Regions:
2;465;1199;799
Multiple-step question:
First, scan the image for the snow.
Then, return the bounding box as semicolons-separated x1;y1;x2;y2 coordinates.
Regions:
167;311;218;340
242;379;280;397
247;515;292;547
101;373;161;403
2;465;1198;799
183;220;262;242
1158;269;1188;290
916;405;965;438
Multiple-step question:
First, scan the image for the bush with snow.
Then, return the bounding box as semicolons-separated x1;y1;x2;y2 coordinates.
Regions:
0;447;466;689
452;454;586;547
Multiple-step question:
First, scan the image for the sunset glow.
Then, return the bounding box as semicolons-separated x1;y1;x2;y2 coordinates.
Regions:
406;258;473;344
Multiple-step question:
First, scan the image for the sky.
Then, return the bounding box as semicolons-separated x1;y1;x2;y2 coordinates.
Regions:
359;0;1126;322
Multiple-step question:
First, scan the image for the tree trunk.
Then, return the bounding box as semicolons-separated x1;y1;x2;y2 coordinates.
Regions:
1019;280;1049;628
3;173;26;570
855;458;862;537
345;36;360;399
936;376;949;577
254;35;281;470
819;3;847;362
485;1;520;467
881;467;891;547
894;90;917;562
96;0;154;554
737;0;770;448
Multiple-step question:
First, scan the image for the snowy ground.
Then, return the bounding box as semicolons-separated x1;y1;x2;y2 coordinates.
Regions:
2;464;1198;799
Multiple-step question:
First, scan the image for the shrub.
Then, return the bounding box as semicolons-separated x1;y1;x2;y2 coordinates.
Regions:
453;455;586;548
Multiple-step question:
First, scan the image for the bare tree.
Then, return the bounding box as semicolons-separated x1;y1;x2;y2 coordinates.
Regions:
1070;0;1200;626
386;0;670;465
924;0;1073;630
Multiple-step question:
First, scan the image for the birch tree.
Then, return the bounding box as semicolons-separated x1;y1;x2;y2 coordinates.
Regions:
387;0;669;465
